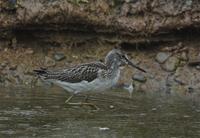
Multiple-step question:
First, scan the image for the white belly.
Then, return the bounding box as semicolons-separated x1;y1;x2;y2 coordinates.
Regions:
52;70;121;93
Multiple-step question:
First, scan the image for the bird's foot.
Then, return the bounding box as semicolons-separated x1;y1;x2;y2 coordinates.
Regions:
66;102;99;111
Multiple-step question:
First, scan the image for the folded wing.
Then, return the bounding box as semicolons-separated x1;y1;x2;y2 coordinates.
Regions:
34;62;107;83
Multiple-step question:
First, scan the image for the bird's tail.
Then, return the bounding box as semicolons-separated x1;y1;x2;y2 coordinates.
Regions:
33;68;48;78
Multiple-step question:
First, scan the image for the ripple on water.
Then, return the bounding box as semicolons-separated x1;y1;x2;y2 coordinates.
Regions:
0;117;10;121
0;130;16;135
17;123;30;128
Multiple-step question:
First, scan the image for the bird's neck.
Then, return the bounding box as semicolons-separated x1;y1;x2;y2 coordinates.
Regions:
106;60;120;75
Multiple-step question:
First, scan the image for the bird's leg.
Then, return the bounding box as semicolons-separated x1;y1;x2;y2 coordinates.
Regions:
65;94;75;103
65;95;99;110
65;93;99;110
83;94;89;102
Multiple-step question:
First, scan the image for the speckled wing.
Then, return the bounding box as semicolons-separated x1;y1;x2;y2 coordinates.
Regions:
34;62;107;83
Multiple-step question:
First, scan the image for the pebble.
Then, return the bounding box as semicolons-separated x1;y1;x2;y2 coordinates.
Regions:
162;56;180;72
44;56;56;67
9;64;17;70
53;53;65;61
1;61;8;68
180;52;188;61
196;65;200;70
132;73;146;83
188;59;200;66
25;48;34;54
155;52;170;64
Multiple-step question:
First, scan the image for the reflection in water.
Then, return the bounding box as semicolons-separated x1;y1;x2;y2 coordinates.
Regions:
0;87;199;137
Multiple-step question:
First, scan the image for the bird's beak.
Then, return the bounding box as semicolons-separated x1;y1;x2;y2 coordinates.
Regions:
125;58;146;73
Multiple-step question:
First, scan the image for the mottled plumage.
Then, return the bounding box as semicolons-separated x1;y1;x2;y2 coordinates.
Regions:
34;62;107;83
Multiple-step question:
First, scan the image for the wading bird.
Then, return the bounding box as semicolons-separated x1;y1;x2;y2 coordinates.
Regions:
34;49;146;109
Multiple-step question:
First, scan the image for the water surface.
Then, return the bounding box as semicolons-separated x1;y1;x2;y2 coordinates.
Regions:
0;87;199;138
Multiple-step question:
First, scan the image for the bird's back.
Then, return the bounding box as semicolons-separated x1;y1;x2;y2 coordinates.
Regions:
34;61;107;83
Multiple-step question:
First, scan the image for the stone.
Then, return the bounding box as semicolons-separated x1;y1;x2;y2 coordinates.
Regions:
180;52;188;61
162;56;180;72
53;53;65;61
9;64;17;70
132;73;146;83
1;61;8;68
188;59;200;66
25;48;34;54
44;56;56;67
196;65;200;70
155;52;171;64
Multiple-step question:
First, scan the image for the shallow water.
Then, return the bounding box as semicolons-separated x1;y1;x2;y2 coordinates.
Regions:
0;87;199;138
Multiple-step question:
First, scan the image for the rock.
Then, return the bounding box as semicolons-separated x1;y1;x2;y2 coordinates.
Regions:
180;52;188;61
9;64;17;70
25;48;34;54
162;56;180;72
188;59;200;66
53;53;65;61
1;61;8;68
155;52;171;64
132;73;146;83
44;56;56;67
196;65;200;70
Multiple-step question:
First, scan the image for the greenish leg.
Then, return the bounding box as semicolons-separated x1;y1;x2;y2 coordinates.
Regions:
65;94;99;110
65;94;75;103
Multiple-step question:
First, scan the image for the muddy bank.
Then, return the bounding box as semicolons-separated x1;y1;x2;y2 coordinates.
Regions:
1;0;200;38
0;30;200;95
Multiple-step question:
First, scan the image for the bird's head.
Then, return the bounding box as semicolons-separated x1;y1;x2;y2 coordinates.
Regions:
105;49;146;72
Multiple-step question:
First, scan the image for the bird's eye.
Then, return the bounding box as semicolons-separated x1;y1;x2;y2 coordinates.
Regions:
121;55;125;58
